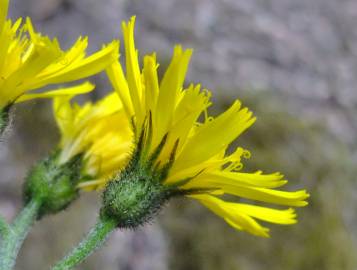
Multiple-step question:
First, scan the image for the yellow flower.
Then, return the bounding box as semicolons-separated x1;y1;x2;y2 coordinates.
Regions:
100;17;309;237
53;89;133;189
0;0;118;109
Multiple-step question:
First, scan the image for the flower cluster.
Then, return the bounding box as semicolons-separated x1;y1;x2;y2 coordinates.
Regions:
0;1;310;268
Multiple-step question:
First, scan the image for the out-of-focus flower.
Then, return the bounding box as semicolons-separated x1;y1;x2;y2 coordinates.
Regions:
0;0;118;133
97;17;309;237
54;91;133;189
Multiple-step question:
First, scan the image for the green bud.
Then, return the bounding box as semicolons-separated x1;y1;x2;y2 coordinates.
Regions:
23;152;84;218
101;122;186;229
101;168;181;229
0;105;11;136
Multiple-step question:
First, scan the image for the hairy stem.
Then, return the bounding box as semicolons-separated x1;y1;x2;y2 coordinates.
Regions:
52;216;117;270
0;198;41;270
0;215;10;238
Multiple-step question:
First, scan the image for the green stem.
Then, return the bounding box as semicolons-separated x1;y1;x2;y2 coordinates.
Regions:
0;198;41;270
52;216;117;270
0;215;10;238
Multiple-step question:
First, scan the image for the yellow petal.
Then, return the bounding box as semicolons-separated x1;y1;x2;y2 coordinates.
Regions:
191;194;271;237
143;54;159;114
154;46;192;143
15;81;95;103
182;170;309;207
107;59;133;119
35;36;88;79
222;185;309;207
30;41;119;88
0;0;9;30
156;84;210;162
173;101;255;172
122;16;144;127
198;171;288;189
230;203;297;225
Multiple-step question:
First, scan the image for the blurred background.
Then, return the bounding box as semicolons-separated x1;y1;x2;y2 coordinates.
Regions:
2;0;357;269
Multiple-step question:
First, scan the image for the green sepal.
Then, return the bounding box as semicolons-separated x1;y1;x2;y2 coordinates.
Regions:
23;151;84;218
100;120;198;229
0;104;12;136
101;164;182;229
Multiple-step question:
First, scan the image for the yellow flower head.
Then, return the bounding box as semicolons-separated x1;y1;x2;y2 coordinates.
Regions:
99;17;309;237
0;0;118;109
53;89;133;188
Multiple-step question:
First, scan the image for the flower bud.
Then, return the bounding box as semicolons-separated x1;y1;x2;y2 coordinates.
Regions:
101;168;181;229
23;152;84;218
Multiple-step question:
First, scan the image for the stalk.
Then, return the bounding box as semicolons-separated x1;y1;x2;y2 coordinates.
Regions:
52;216;117;270
0;198;41;270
